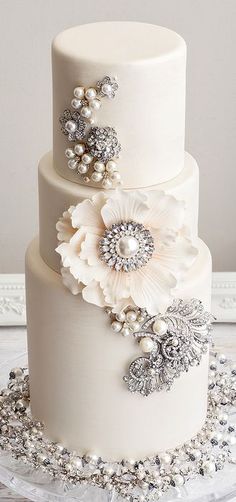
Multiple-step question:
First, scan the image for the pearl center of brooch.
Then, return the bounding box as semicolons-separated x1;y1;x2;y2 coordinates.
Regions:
99;221;154;272
116;236;139;258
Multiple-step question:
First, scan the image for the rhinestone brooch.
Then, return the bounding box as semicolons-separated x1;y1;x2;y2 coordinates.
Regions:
59;76;122;188
99;221;154;272
107;298;214;395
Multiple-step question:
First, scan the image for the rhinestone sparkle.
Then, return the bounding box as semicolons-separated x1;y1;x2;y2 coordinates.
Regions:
59;109;87;141
99;221;155;272
96;75;119;99
0;353;235;502
122;299;214;395
87;127;121;163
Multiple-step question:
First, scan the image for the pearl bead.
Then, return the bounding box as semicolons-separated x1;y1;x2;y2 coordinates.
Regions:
68;159;78;170
80;106;92;119
102;83;112;95
71;98;82;109
74;143;85;156
89;98;101;110
121;327;130;337
125;310;137;322
139;337;154;353
106;160;117;173
85;87;97;100
102;177;112;189
82;153;93;164
116;236;139;258
91;171;103;183
129;321;140;332
116;312;126;322
173;474;184;486
111;321;122;333
153;319;168;336
65;120;77;133
65;148;75;159
74;86;85;99
94;161;105;173
78;163;89;174
110;171;121;183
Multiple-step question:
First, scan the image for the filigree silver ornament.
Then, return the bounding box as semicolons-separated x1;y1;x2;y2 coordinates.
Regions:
96;75;119;99
109;298;214;396
86;126;121;163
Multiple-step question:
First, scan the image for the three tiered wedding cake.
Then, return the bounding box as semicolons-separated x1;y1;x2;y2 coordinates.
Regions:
25;21;212;464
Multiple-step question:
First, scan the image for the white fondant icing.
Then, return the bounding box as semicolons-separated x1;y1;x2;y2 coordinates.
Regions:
26;238;211;460
39;152;199;273
52;22;186;188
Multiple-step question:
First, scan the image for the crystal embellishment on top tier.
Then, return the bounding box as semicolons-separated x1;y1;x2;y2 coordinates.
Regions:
59;76;122;188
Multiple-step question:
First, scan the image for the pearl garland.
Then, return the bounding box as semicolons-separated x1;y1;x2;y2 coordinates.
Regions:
0;352;235;502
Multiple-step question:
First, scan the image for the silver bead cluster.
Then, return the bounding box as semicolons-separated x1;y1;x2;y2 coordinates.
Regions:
0;353;236;502
99;221;155;272
86;127;121;163
59;77;122;188
108;299;214;396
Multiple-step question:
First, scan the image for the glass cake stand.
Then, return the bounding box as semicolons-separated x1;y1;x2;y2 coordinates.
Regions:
0;353;236;502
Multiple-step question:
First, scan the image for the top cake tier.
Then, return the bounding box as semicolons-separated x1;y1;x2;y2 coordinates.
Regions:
52;22;186;189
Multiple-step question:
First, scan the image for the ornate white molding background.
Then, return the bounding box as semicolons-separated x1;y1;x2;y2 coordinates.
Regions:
0;275;26;326
212;272;236;322
0;272;235;326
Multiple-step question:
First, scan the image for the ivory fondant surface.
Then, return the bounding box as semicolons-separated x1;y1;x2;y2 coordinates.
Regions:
39;151;199;273
52;22;186;188
26;238;211;460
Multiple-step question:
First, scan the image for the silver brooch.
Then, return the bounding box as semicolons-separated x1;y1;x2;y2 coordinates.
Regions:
59;77;122;188
107;298;214;396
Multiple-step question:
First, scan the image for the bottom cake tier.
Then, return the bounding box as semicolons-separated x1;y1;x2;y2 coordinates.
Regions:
25;237;212;461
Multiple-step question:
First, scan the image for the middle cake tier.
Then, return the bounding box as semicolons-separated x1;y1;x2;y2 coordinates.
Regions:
39;151;199;273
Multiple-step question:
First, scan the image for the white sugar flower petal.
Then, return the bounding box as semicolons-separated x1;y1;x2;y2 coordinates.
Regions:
101;189;149;228
144;191;185;231
72;192;107;230
56;188;197;314
56;206;76;242
80;233;101;267
56;231;95;285
100;269;130;306
61;267;83;295
82;280;106;308
155;237;198;277
129;261;177;315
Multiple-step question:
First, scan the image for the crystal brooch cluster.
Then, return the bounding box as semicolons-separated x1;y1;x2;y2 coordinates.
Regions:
59;76;122;188
0;353;235;501
99;221;154;272
108;298;214;395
